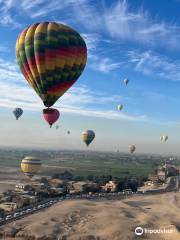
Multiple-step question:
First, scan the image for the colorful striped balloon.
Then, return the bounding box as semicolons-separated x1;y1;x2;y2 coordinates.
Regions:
16;22;87;107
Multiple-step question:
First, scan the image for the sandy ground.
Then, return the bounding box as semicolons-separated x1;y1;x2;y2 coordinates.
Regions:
0;165;61;194
0;192;180;240
0;167;23;194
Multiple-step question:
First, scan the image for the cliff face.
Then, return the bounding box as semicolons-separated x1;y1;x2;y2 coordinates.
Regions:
1;192;180;240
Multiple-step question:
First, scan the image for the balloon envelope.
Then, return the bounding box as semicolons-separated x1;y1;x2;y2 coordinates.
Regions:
16;22;87;108
129;145;136;154
21;156;41;179
160;136;164;142
164;136;168;142
43;108;60;127
124;78;129;85
160;135;168;142
81;130;95;146
13;108;23;120
117;104;123;111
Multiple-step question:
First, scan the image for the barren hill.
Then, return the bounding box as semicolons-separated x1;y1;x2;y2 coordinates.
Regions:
1;192;180;240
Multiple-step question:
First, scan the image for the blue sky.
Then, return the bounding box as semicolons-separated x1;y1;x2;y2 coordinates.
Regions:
0;0;180;153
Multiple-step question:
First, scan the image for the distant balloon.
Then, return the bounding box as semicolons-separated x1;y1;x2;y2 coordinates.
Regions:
129;145;136;154
13;108;23;120
160;136;164;142
43;108;60;128
81;130;95;147
117;104;123;111
55;125;59;130
160;135;168;142
67;131;70;135
124;78;129;85
21;156;41;179
164;136;168;142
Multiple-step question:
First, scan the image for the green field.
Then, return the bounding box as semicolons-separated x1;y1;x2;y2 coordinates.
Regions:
1;147;178;178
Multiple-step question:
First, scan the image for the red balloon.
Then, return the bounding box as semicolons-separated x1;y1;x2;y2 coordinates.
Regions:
43;108;60;127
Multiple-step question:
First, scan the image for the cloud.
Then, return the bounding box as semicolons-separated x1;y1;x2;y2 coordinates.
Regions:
0;0;21;28
60;85;127;105
127;50;180;81
72;0;180;50
103;0;180;49
18;0;86;18
89;55;122;73
1;0;180;50
0;58;24;83
81;33;100;53
0;82;146;122
3;0;180;75
0;44;9;52
82;33;123;73
70;0;102;30
60;105;146;121
0;57;145;121
0;0;84;27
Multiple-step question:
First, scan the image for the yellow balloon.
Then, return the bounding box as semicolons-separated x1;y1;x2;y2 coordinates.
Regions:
21;156;41;178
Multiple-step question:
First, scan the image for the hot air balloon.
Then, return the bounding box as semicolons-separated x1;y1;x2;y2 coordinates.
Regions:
160;135;164;142
16;22;87;125
21;156;41;179
13;108;23;120
55;125;59;130
81;130;95;147
129;145;136;154
43;108;60;127
160;135;168;142
67;130;70;134
124;78;129;85
164;136;168;142
117;104;123;111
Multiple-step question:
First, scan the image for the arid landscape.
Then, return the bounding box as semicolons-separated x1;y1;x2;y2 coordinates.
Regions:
1;0;180;239
1;192;180;240
0;149;179;240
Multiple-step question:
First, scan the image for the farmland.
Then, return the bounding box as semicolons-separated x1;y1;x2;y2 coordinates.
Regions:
0;147;179;179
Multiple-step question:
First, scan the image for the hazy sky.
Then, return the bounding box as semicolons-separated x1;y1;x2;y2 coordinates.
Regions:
0;0;180;154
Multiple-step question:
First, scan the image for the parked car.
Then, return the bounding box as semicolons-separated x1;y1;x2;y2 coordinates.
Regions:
5;215;12;220
26;209;32;213
14;212;20;217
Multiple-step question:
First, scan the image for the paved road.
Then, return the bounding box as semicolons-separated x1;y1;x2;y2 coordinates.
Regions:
0;176;179;226
145;176;179;194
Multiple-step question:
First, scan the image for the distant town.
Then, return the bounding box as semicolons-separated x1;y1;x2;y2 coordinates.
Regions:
0;152;179;225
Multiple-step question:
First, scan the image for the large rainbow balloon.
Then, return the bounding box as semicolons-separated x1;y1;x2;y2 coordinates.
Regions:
16;22;87;108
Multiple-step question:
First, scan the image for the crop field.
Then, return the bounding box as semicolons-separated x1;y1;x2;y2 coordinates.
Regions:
0;148;179;178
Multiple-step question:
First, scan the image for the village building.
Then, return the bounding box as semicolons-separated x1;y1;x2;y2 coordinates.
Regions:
157;170;166;181
143;181;154;187
101;181;118;192
15;184;33;192
0;202;17;212
21;195;38;204
73;181;88;193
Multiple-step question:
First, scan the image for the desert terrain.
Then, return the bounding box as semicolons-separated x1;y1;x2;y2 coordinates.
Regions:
0;165;72;194
0;192;180;240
